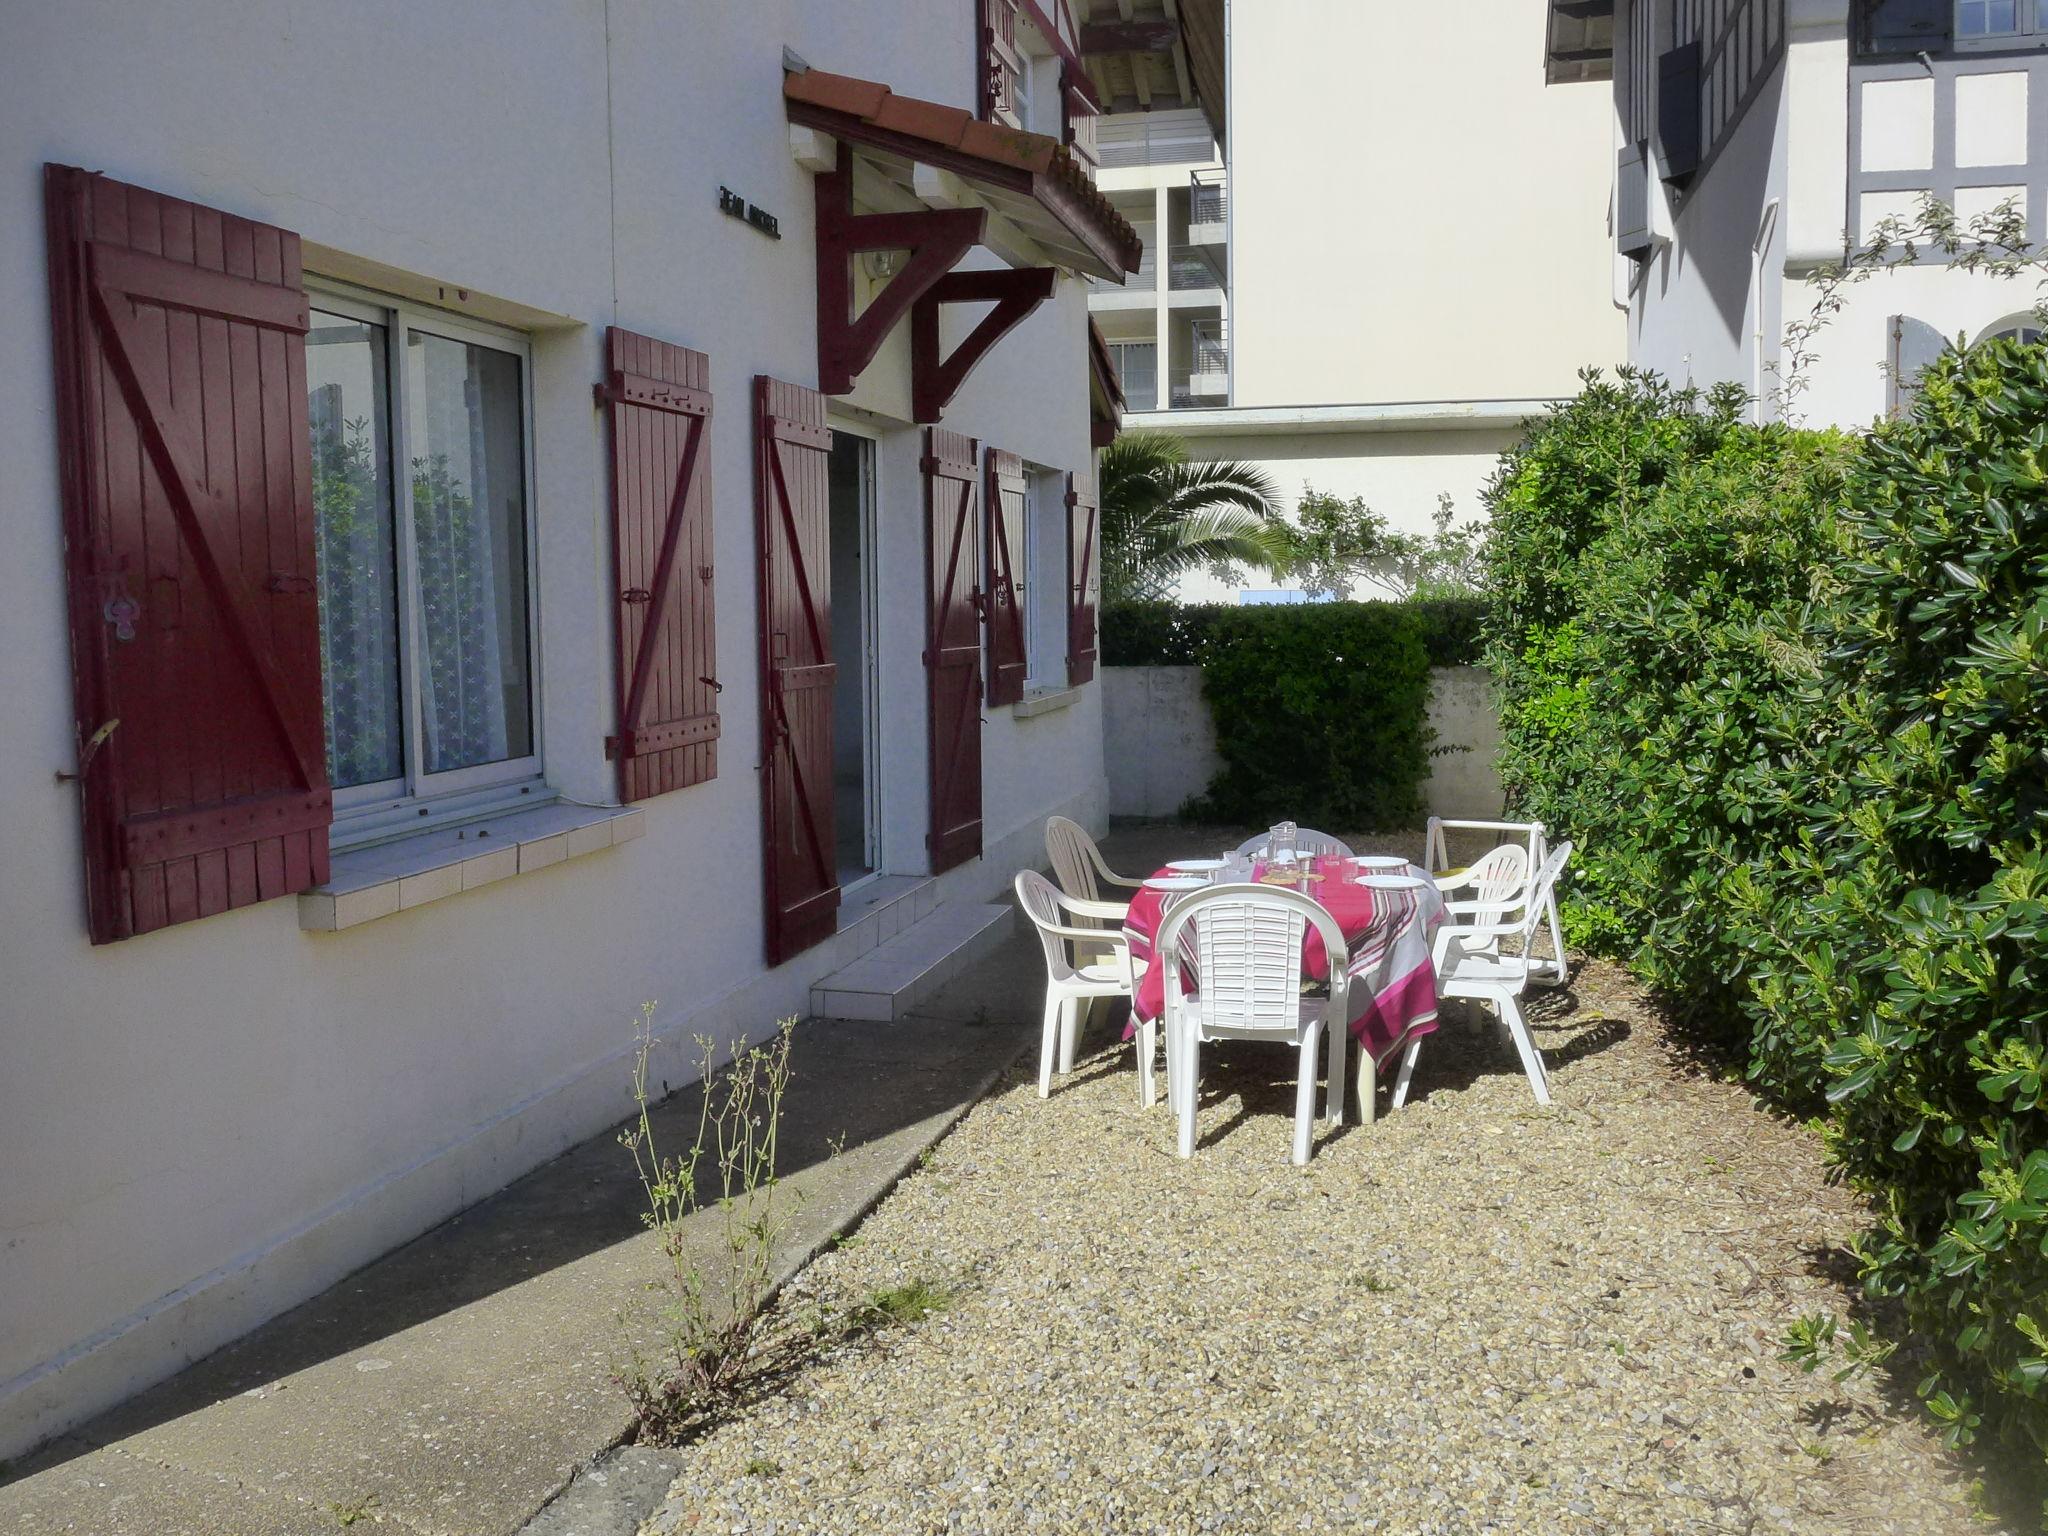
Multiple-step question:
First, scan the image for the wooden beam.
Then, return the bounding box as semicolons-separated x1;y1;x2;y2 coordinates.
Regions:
911;163;1050;270
1080;18;1178;52
911;267;1059;423
1132;57;1153;106
815;145;984;395
789;125;837;174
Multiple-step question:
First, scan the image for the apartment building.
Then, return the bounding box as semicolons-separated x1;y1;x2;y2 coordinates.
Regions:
1550;0;2048;425
1084;0;1622;599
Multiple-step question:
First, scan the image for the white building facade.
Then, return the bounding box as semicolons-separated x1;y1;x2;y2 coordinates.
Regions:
1559;0;2048;425
1083;0;1623;600
0;0;1130;1459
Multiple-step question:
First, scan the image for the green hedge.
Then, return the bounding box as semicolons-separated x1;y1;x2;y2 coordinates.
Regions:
1101;600;1435;828
1485;361;2048;1479
1103;595;1486;669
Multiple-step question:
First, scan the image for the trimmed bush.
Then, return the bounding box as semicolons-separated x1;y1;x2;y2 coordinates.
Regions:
1102;595;1486;670
1186;603;1432;829
1100;599;1214;666
1101;600;1434;829
1484;359;2048;1476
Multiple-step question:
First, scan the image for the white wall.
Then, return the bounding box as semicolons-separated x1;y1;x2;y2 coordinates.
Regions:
1622;2;2043;429
0;0;1106;1457
1165;423;1522;602
1229;0;1623;407
1626;66;1792;402
1101;665;1503;822
1190;425;1521;528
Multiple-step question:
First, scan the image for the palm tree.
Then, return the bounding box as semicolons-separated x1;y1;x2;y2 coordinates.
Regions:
1098;431;1290;603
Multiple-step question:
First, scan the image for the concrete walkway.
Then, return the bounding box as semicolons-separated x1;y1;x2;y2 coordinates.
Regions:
1;918;1045;1535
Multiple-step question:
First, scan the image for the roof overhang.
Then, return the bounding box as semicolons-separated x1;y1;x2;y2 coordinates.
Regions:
784;69;1142;280
1075;0;1225;146
1088;316;1125;446
1544;0;1615;85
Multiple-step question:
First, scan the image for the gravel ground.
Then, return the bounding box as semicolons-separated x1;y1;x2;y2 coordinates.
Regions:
641;832;2004;1536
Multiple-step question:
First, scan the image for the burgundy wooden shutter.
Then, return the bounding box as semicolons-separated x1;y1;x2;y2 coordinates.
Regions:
1065;472;1099;686
982;447;1029;707
600;327;719;802
924;428;985;874
756;377;840;964
44;165;329;944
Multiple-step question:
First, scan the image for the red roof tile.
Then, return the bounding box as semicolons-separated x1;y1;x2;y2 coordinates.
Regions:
783;68;1141;278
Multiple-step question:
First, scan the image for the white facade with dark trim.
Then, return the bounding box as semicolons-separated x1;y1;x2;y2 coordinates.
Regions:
0;0;1120;1459
1575;0;2048;425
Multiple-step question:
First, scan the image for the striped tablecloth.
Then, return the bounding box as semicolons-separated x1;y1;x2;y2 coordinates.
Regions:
1123;856;1446;1068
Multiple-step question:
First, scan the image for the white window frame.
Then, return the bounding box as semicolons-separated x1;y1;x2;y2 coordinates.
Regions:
306;280;544;844
825;415;885;883
1976;311;2047;344
1021;464;1067;690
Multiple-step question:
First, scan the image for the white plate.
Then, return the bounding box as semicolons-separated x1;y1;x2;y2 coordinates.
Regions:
1350;855;1410;870
1142;874;1210;892
1166;858;1228;872
1360;874;1429;890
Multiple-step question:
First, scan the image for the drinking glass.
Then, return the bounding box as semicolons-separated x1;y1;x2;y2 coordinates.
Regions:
1269;821;1298;868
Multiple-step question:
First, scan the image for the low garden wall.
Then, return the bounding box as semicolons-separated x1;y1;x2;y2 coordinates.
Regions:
1103;664;1502;823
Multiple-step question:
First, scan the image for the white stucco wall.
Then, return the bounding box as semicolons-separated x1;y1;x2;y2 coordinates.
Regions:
1100;666;1220;818
1159;422;1525;604
1102;665;1502;823
1229;0;1623;407
1626;64;1792;402
0;0;1107;1457
1623;0;2047;429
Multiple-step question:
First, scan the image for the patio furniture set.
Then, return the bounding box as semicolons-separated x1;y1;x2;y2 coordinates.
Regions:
1017;818;1573;1164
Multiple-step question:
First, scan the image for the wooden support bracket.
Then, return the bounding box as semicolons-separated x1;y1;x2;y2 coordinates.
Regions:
910;266;1058;424
816;144;984;394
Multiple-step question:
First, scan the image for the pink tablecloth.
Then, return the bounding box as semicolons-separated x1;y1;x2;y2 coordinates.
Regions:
1122;857;1446;1068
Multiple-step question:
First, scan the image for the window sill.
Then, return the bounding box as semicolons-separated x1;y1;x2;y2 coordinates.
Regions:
300;801;644;932
1012;685;1083;719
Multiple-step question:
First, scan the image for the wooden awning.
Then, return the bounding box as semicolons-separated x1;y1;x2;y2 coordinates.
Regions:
1088;317;1124;447
784;69;1142;280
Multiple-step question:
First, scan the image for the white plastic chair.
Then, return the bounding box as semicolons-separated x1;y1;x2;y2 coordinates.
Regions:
1425;816;1567;985
1155;884;1350;1165
1231;827;1355;860
1432;842;1573;1108
1045;815;1144;922
1015;870;1151;1104
1436;843;1531;950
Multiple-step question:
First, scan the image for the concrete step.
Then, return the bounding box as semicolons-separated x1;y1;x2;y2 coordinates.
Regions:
811;899;1015;1021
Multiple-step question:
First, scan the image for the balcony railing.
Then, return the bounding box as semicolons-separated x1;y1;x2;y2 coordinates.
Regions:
1182;319;1228;403
1168;253;1220;292
1095;107;1217;169
1189;168;1227;227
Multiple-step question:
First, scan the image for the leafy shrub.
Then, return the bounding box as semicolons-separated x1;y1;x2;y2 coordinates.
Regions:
1100;599;1216;666
1103;596;1484;670
1484;373;1852;1003
1484;358;2048;1478
1409;596;1487;668
1188;603;1432;829
1732;341;2048;1465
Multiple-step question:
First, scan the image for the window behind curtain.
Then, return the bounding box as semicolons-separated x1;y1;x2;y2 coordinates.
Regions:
305;292;537;820
405;331;533;774
309;311;404;791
